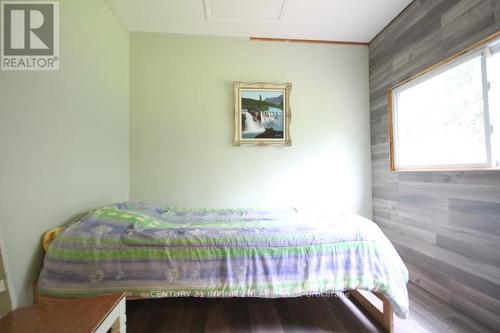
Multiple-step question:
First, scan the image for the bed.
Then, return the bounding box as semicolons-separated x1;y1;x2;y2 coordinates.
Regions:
38;202;409;332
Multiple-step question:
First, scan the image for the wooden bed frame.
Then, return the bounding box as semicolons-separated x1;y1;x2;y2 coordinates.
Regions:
35;287;394;332
38;229;395;333
350;290;394;333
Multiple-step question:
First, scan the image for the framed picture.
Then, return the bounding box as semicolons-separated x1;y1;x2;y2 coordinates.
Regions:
234;82;292;146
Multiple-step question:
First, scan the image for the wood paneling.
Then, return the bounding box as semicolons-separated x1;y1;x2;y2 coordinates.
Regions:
368;0;500;331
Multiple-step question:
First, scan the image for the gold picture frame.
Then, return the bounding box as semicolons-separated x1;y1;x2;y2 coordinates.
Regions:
234;82;292;146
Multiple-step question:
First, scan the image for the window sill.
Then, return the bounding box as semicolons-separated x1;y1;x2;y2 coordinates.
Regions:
391;167;500;172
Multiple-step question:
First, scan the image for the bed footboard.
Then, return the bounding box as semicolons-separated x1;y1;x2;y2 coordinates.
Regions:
349;290;394;333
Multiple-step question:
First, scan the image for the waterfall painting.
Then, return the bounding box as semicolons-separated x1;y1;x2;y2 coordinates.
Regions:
234;82;292;146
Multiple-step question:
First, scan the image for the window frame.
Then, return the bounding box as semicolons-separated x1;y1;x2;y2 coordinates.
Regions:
388;30;500;172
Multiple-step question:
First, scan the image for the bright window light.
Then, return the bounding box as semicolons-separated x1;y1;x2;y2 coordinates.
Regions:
488;50;500;167
390;35;500;171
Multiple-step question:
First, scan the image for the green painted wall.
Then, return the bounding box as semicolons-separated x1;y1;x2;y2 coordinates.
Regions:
0;0;130;305
130;34;372;217
0;9;373;307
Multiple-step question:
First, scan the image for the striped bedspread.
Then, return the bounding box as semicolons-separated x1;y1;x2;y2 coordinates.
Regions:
38;202;409;318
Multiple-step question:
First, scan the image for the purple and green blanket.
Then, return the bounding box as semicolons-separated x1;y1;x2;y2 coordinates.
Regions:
38;202;409;318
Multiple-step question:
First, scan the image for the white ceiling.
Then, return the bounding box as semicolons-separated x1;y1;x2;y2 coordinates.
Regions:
107;0;412;42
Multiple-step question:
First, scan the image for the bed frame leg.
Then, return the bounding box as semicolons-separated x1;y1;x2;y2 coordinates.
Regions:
349;290;394;333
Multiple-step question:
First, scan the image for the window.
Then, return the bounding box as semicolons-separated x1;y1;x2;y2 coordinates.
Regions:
389;33;500;171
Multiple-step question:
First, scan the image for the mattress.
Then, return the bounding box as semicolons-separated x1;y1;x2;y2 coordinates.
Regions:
38;202;409;318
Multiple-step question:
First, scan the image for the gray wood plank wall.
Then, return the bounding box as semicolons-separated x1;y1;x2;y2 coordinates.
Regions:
369;0;500;331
